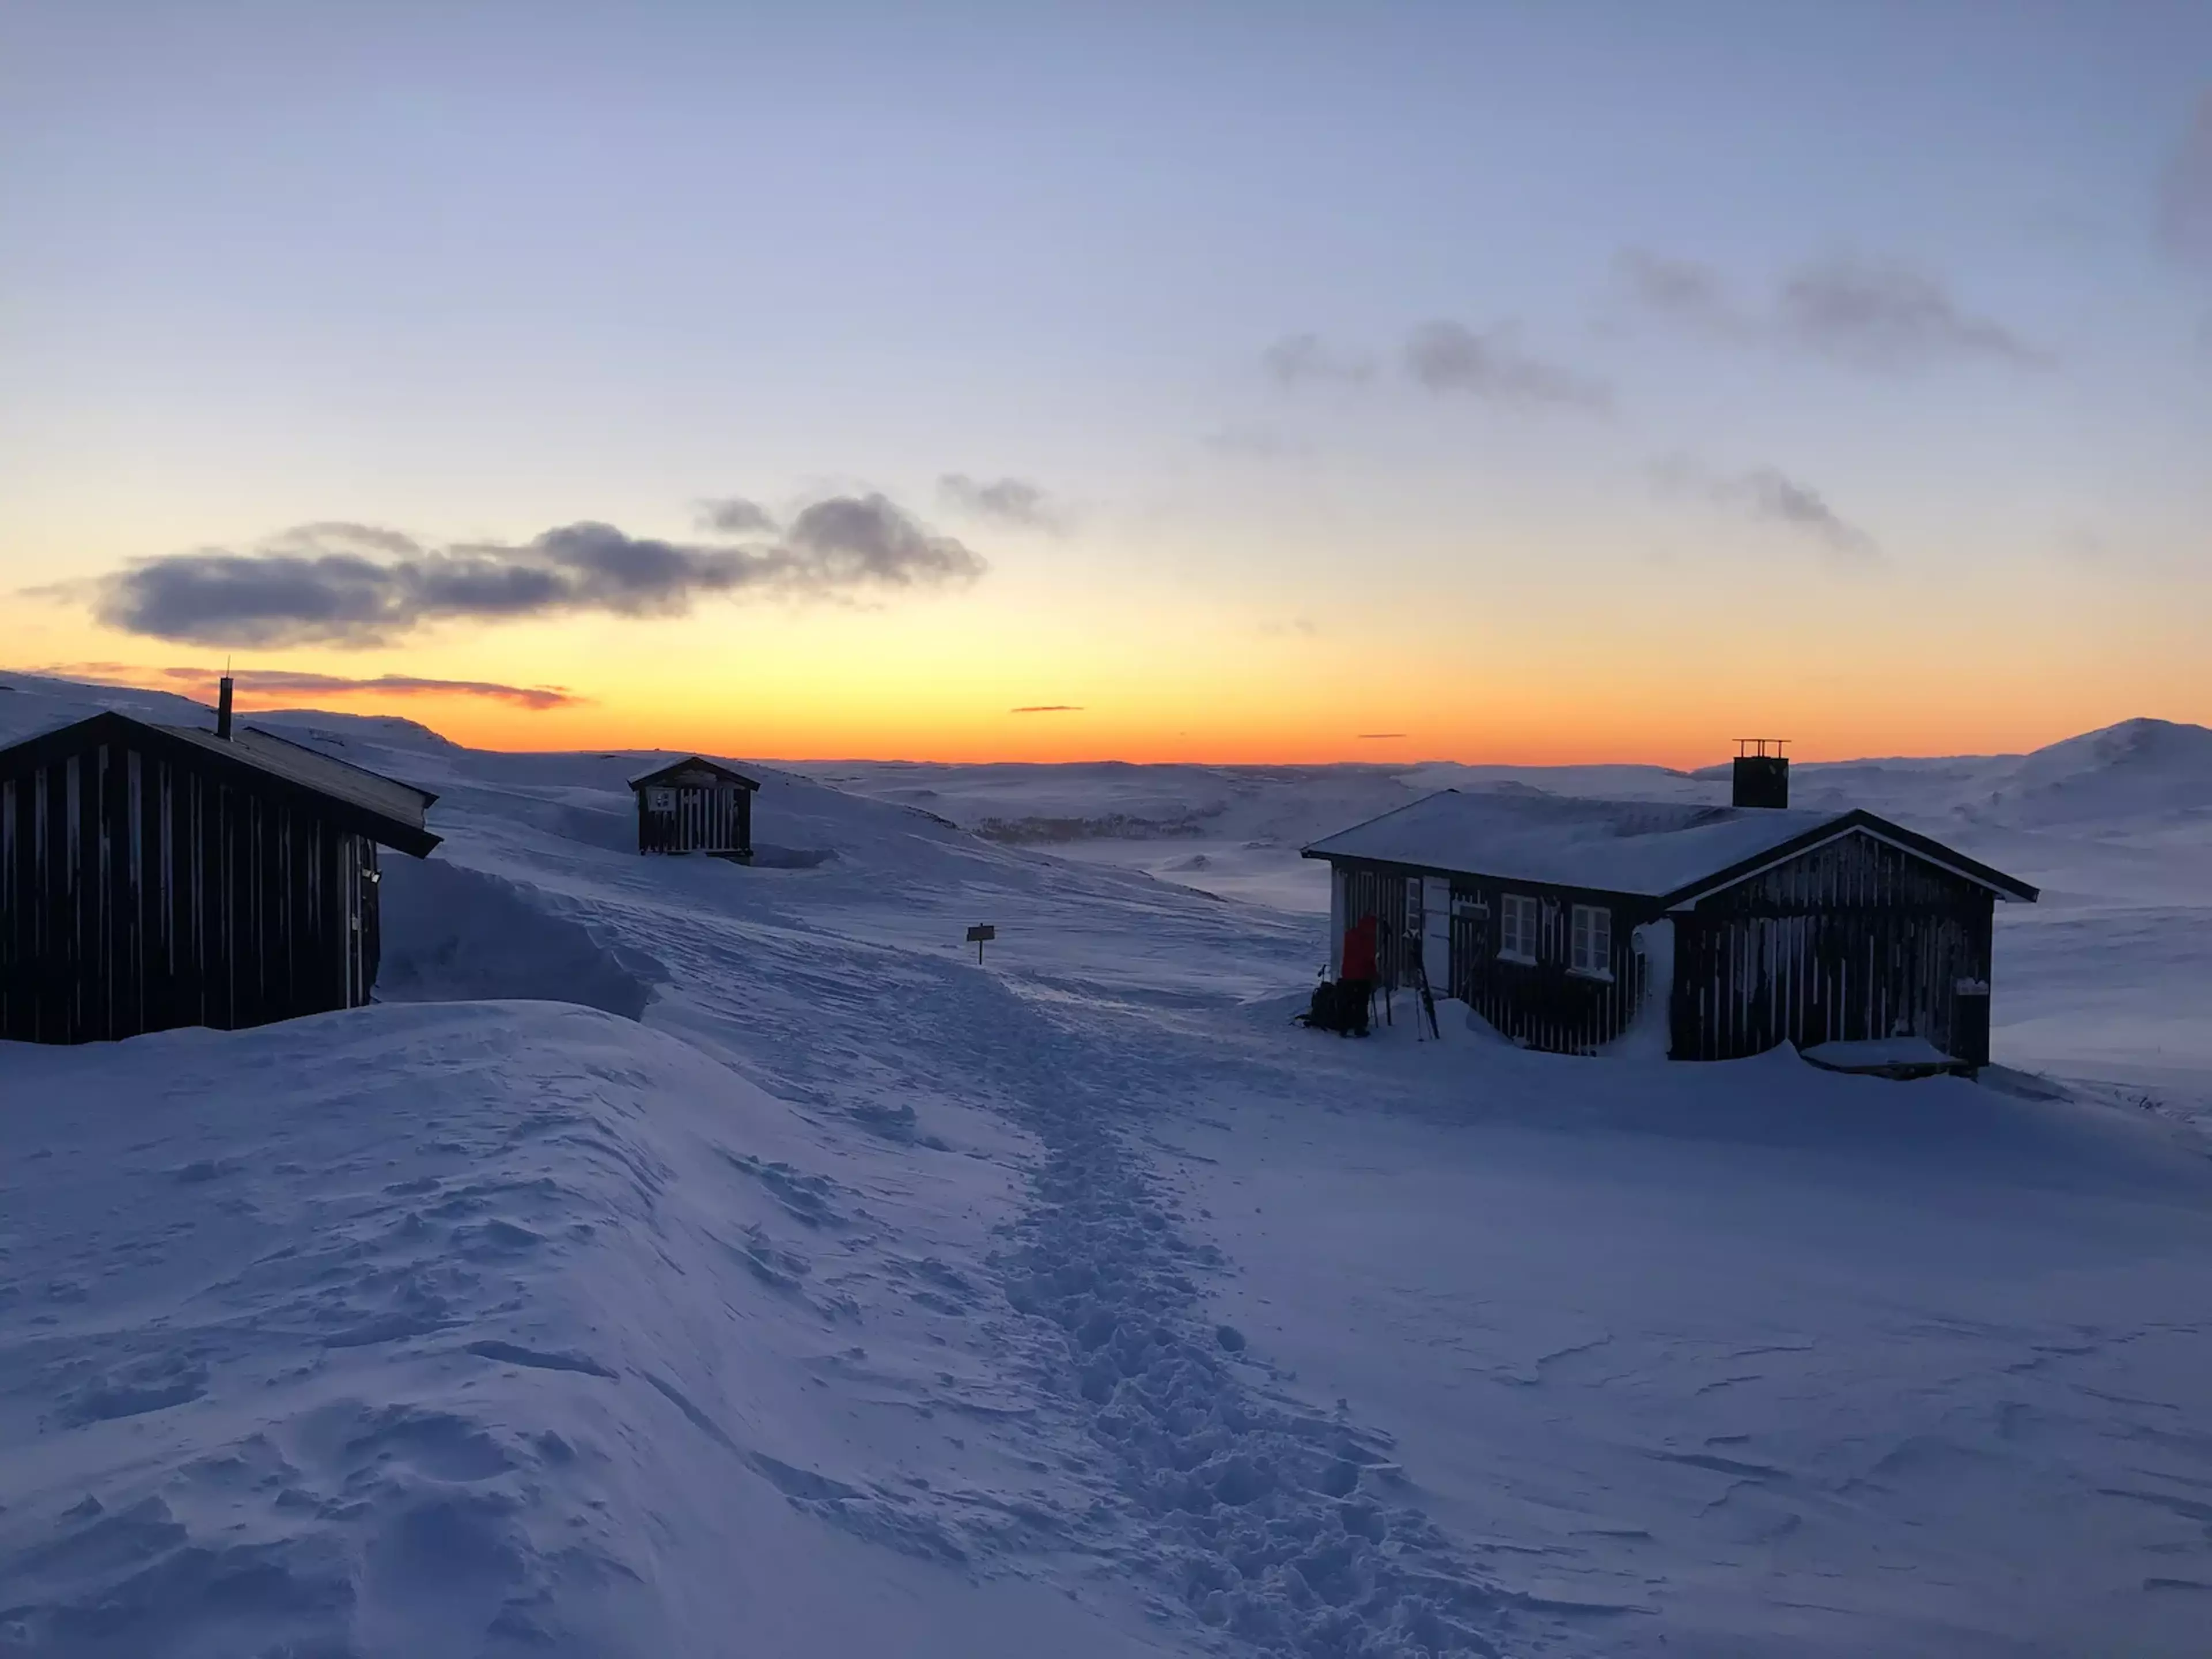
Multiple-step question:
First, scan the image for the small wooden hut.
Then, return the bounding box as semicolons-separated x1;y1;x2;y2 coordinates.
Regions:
1302;767;2036;1069
0;694;440;1044
630;756;760;858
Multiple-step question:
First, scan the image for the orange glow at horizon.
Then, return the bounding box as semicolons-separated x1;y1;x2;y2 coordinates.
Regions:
180;678;2199;772
8;532;2206;772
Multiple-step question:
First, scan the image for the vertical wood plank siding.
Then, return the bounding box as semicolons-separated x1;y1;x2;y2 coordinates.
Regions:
1332;859;1652;1052
1335;865;1416;986
1321;826;2002;1064
0;734;380;1044
1668;832;1996;1065
1444;875;1652;1054
635;783;753;855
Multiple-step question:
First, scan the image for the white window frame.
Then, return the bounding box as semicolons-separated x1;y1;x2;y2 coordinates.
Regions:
647;786;676;811
1497;893;1539;964
1569;903;1613;980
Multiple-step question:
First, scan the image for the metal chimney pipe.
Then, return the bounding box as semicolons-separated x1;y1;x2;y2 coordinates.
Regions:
216;675;234;740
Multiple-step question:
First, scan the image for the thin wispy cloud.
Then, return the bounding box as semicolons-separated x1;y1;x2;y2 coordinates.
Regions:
1616;248;2048;372
1260;322;1607;412
1654;458;1878;563
1612;247;1752;339
938;474;1062;531
1403;320;1613;412
1262;332;1375;388
22;664;586;709
1355;732;1407;740
1010;704;1082;714
183;668;584;709
1778;257;2046;372
80;495;985;649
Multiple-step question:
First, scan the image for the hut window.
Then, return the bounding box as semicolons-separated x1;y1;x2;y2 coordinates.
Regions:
1570;904;1612;978
1498;894;1539;963
647;787;675;810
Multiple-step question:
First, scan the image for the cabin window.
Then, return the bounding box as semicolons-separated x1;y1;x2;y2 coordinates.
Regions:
1498;893;1540;963
1570;904;1612;978
647;787;675;810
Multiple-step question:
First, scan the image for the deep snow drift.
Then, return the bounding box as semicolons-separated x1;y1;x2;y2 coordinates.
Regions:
3;673;2210;1657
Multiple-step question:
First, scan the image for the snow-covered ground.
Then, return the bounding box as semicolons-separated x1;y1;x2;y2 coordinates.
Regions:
814;729;2212;1126
3;672;2210;1656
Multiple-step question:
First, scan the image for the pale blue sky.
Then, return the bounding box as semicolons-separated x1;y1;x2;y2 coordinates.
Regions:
2;2;2207;759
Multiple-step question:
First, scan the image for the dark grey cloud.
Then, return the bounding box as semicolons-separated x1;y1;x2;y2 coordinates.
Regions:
1654;458;1877;562
1722;467;1877;557
1618;247;2047;372
1403;320;1612;411
1010;704;1082;714
781;494;987;586
1612;247;1750;338
91;497;986;648
2161;90;2212;269
695;496;778;535
1778;256;2047;371
938;474;1061;530
1262;332;1376;387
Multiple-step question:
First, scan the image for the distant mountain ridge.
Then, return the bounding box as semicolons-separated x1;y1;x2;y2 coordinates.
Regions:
5;672;2205;842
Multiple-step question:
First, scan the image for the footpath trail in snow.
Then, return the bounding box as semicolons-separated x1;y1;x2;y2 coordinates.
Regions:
400;759;1562;1654
394;738;2212;1656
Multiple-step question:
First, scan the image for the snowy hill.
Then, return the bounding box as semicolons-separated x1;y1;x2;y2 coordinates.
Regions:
4;674;2212;1656
811;720;2212;923
1987;717;2212;830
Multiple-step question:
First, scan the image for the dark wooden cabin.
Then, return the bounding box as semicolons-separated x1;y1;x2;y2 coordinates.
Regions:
1302;776;2036;1069
0;699;440;1044
630;756;759;858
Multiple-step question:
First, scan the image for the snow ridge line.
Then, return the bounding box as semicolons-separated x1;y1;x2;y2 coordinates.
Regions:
994;1063;1529;1657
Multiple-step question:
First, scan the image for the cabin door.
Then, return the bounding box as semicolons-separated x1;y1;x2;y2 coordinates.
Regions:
1950;976;1991;1068
1420;876;1452;995
1448;894;1488;1003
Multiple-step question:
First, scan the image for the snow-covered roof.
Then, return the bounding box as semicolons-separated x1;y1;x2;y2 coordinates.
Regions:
0;711;441;857
160;724;438;826
628;755;762;791
1301;788;2035;903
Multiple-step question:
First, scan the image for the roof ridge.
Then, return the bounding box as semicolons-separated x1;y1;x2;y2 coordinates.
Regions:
0;709;440;857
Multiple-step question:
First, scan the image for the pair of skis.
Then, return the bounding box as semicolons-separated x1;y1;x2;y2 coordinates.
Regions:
1377;922;1443;1042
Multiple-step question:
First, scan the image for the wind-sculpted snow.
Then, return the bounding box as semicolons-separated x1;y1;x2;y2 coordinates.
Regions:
378;857;664;1018
3;674;2211;1656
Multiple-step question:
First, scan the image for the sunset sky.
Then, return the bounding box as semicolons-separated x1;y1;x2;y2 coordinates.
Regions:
3;2;2209;766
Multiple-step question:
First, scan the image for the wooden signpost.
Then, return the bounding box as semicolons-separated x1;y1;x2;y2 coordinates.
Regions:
965;923;996;963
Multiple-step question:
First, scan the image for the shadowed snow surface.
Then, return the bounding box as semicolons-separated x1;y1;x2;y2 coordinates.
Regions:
2;677;2210;1656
